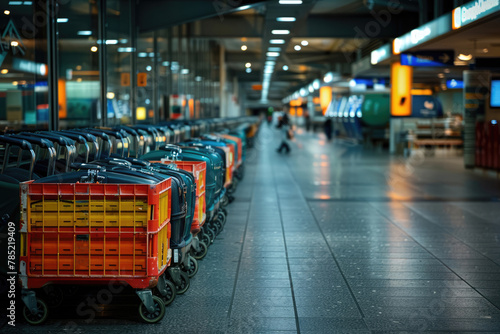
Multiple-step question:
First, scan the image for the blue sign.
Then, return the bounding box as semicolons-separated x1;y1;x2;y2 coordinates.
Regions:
447;79;464;89
401;51;455;67
412;95;443;118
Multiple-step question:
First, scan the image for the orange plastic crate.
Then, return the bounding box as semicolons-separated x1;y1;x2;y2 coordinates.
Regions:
220;134;243;167
19;179;171;289
150;160;207;232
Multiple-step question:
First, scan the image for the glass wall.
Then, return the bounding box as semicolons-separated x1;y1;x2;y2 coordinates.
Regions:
0;2;50;131
1;0;220;132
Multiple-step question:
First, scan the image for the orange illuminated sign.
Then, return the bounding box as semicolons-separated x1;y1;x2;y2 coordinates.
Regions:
137;73;147;87
252;84;262;90
319;86;332;115
391;62;413;116
121;73;130;86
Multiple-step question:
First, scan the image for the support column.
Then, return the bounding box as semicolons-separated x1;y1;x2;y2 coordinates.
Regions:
47;0;59;130
463;70;491;168
219;45;226;118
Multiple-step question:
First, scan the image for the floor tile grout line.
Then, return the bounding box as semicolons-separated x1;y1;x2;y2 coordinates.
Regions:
370;202;500;312
404;202;500;267
281;156;367;321
226;163;256;320
272;152;302;334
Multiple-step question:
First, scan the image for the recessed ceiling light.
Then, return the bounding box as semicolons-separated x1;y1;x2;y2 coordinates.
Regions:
458;53;473;61
270;39;285;44
277;17;296;22
271;30;290;35
241;45;247;51
4;10;10;15
301;40;308;46
78;31;92;36
282;65;288;71
267;52;280;57
294;45;301;51
90;46;98;52
1;69;8;74
245;62;252;68
279;0;302;4
483;48;489;53
146;66;152;71
246;68;252;73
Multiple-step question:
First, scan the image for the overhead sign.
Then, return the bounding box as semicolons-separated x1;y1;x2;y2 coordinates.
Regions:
453;0;500;29
400;50;455;67
12;58;48;75
393;14;452;54
371;44;391;65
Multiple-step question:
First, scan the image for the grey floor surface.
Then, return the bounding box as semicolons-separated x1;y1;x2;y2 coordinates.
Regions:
7;125;500;333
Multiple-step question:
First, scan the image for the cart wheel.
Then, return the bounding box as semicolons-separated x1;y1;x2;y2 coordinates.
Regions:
175;270;190;295
41;285;64;309
212;222;220;236
138;295;165;324
206;227;216;244
184;256;199;278
191;241;208;260
200;232;211;247
23;298;48;325
63;285;79;297
221;194;229;207
214;219;223;235
221;207;228;217
155;279;176;306
217;211;226;226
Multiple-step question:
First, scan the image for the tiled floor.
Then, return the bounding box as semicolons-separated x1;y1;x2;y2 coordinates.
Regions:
9;125;500;333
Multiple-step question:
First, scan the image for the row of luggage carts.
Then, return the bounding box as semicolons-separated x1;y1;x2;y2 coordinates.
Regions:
0;117;260;324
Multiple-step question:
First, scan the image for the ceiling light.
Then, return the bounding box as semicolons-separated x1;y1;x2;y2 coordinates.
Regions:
120;39;128;44
294;45;301;51
78;31;92;36
279;0;303;4
238;5;251;10
90;46;98;52
162;61;170;66
12;81;18;85
241;45;247;51
245;62;251;68
268;47;281;52
300;88;307;96
10;41;18;47
106;40;118;45
181;69;189;74
349;79;357;87
437;73;445;78
444;68;450;73
324;72;333;83
270;39;285;44
76;78;82;82
483;48;489;53
8;1;23;4
146;65;152;71
266;60;276;65
267;52;280;57
301;40;308;46
458;53;473;61
271;30;290;35
282;65;288;71
246;68;252;73
57;18;68;23
308;85;314;93
76;65;82;70
4;10;10;15
277;17;296;22
23;1;32;4
106;92;115;99
138;52;147;57
313;79;320;89
1;69;8;74
117;47;135;52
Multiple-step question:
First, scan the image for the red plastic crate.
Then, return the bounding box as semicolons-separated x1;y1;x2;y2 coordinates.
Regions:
19;179;171;289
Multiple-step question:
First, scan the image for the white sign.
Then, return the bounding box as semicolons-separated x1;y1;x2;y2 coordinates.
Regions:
453;0;500;29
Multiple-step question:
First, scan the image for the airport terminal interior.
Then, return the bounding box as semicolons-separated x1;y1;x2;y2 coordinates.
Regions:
1;0;500;333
